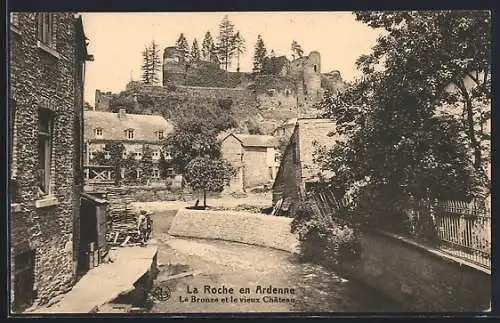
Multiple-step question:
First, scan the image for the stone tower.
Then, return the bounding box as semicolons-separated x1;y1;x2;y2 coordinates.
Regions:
162;46;187;86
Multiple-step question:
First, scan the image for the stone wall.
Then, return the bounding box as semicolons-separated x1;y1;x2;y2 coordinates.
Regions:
9;12;85;309
169;209;299;253
341;229;491;311
243;147;273;189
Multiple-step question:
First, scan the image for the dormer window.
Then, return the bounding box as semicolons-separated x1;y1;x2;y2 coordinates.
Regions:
157;130;164;140
94;128;103;138
125;129;135;139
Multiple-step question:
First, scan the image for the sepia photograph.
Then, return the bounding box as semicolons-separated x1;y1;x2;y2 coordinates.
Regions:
8;10;491;315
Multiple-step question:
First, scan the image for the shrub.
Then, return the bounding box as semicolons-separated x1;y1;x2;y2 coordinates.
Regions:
291;201;360;267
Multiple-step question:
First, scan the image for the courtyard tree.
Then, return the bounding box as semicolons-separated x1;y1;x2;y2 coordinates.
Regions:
184;156;236;207
104;142;125;185
253;35;267;74
163;116;222;173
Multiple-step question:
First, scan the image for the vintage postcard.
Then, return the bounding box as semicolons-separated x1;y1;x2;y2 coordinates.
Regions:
8;11;491;315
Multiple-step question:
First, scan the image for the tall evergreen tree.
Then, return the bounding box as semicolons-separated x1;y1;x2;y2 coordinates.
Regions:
209;43;219;64
253;35;267;74
233;31;246;73
216;15;237;71
141;45;151;84
141;41;162;85
148;40;162;85
201;31;214;61
191;38;201;62
176;33;189;57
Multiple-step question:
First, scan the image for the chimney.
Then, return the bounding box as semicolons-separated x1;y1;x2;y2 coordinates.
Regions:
118;108;126;119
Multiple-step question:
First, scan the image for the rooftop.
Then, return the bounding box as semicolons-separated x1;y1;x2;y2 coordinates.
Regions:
219;132;278;148
84;110;173;142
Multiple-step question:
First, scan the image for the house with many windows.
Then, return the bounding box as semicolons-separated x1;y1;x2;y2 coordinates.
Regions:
83;109;174;186
9;12;92;311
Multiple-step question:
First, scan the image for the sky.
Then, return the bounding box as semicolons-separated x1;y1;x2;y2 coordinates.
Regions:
81;12;383;106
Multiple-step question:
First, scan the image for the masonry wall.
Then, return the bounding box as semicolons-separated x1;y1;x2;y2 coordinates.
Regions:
9;12;83;309
272;131;301;210
341;229;491;311
169;209;300;253
220;136;244;192
243;147;273;189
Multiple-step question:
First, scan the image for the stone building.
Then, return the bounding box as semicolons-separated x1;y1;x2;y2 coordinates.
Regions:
162;46;188;86
83;109;174;186
272;119;342;215
219;133;279;192
9;13;92;311
94;89;114;111
288;51;323;102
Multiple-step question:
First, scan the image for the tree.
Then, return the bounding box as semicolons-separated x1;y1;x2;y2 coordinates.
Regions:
176;33;190;57
313;11;489;230
253;35;267;74
184;157;235;207
216;15;237;71
209;43;219;64
141;40;162;85
148;40;162;85
163;117;222;173
158;151;171;179
201;31;214;61
291;40;304;60
141;144;153;184
104;142;125;185
354;10;491;191
141;45;152;84
190;38;201;62
233;31;246;73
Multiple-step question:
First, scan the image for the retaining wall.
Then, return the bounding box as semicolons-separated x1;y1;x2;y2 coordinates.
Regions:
341;229;491;312
168;209;299;253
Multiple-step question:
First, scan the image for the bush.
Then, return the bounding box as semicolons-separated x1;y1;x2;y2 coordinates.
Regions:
291;201;360;267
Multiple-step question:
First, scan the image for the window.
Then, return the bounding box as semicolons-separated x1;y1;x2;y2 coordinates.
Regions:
134;152;142;160
136;168;142;179
120;168;126;179
152;150;160;159
122;151;128;159
152;168;160;178
313;64;318;72
157;131;164;140
104;151;111;159
10;13;20;28
165;151;172;160
125;129;135;139
94;128;103;138
89;151;96;160
37;13;54;48
38;109;53;195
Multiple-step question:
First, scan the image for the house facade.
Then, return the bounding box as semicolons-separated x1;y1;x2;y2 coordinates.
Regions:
220;133;278;192
9;13;91;311
83;109;174;187
272;119;341;215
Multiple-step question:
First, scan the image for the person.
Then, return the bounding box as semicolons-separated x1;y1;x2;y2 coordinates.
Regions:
137;209;148;244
